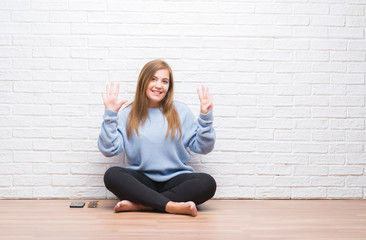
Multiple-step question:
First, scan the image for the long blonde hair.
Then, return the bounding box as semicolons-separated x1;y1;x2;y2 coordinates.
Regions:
126;59;182;140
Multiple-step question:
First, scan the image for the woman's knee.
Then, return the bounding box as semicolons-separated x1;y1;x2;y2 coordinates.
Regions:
104;166;124;187
199;173;217;199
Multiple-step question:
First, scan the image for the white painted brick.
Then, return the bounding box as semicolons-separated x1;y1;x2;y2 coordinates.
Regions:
311;16;345;26
32;23;70;34
294;143;328;154
236;153;272;164
12;12;48;22
312;107;347;118
294;96;329;106
295;51;329;62
0;151;12;163
71;187;106;199
32;70;71;81
294;73;329;84
327;188;362;199
51;152;88;163
329;144;363;153
238;176;273;187
50;59;88;70
33;187;70;199
310;155;345;165
311;177;344;187
52;175;89;186
292;188;327;199
238;130;273;140
0;163;32;174
0;140;33;150
33;47;70;58
0;188;32;199
257;142;292;153
348;85;366;95
330;5;364;16
14;82;50;93
13;104;50;116
274;130;311;141
348;40;366;50
256;165;292;176
258;96;292;107
258;119;293;129
71;140;99;152
331;74;364;84
14;151;50;163
347;154;366;165
275;16;309;26
0;176;12;187
14;175;51;186
275;177;310;187
347;107;366;117
346;16;366;27
89;176;104;187
33;163;70;174
346;177;366;187
214;140;256;152
50;12;87;23
271;154;309;165
238;107;273;118
51;105;88;116
294;166;328;176
348;63;366;73
330;51;364;61
331;119;364;130
312;130;345;141
275;107;311;118
310;40;347;50
347;131;366;141
0;105;11;115
33;140;71;151
0;23;30;34
216;164;255;175
256;188;291;199
13;128;50;138
276;63;312;73
294;4;329;15
276;85;312;96
329;166;363;176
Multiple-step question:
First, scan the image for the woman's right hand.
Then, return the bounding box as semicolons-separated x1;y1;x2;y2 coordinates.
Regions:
102;82;128;112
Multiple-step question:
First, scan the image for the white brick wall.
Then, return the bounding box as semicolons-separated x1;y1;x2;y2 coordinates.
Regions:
0;0;365;200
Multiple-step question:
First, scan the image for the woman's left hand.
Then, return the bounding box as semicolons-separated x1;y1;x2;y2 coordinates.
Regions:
197;85;213;114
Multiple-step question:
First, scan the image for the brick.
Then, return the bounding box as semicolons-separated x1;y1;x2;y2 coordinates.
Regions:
52;175;89;186
238;176;273;187
14;175;51;186
294;143;328;153
330;119;364;130
294;166;328;176
310;155;345;165
327;188;362;199
256;188;291;199
275;130;311;141
275;177;310;187
0;188;32;199
0;163;32;174
329;166;363;176
292;188;327;199
14;151;50;163
0;176;12;187
329;143;363;153
0;151;12;163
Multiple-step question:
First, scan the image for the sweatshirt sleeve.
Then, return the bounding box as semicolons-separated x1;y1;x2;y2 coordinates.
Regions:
184;107;216;155
97;108;125;157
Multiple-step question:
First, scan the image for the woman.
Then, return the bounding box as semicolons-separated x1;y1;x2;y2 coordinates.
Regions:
98;59;216;217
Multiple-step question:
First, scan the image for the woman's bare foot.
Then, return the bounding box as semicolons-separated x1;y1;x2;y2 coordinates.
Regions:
114;200;153;213
165;201;197;217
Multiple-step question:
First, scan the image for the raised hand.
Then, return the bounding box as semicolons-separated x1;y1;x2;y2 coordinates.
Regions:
197;85;213;114
101;82;128;112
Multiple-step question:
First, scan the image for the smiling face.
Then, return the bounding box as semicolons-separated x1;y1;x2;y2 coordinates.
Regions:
146;68;170;108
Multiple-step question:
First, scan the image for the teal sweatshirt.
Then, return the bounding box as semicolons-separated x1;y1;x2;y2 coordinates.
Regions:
98;102;215;182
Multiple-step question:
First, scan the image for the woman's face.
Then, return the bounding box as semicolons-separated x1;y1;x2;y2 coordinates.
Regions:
146;69;170;108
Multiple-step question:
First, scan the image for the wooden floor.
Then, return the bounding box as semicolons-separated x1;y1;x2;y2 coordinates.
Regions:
0;200;365;240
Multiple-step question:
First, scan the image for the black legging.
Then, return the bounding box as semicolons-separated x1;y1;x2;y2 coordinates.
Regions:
104;166;216;212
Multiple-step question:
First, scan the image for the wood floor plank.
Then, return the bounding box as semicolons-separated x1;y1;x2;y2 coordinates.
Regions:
0;200;365;240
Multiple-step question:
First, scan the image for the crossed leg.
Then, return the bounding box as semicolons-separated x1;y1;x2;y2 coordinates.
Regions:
104;167;215;217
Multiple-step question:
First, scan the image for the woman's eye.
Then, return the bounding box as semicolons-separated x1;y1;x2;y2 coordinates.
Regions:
163;80;168;84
